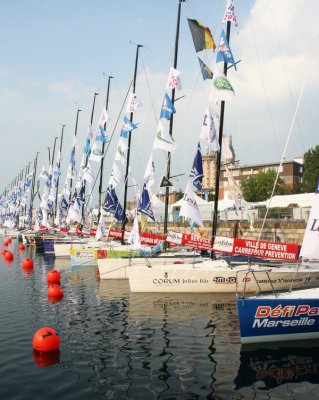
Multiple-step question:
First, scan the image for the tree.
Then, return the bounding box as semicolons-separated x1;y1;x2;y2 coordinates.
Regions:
303;145;319;192
240;170;288;202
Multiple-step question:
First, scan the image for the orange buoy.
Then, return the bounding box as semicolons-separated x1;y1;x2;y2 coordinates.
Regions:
32;327;60;352
4;251;14;262
2;241;8;247
33;349;60;368
22;258;34;270
1;249;6;255
18;244;26;251
47;269;61;284
48;284;64;298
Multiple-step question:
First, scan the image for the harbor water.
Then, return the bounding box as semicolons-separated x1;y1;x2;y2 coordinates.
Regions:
1;239;319;399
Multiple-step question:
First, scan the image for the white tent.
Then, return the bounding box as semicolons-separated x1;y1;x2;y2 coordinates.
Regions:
258;193;315;208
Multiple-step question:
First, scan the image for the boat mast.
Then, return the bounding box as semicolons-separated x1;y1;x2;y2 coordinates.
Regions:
211;20;231;259
121;43;143;242
69;108;82;203
163;0;185;248
97;74;113;222
54;124;66;217
28;151;39;228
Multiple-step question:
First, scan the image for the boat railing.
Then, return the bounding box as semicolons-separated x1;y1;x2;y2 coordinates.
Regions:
236;268;279;298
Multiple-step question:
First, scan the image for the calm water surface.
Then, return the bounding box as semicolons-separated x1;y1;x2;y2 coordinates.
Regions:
1;239;319;399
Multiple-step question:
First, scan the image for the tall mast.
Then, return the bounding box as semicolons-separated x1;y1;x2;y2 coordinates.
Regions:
211;20;231;258
69;108;81;202
98;74;113;222
121;43;143;242
55;124;66;217
163;0;185;247
29;151;39;228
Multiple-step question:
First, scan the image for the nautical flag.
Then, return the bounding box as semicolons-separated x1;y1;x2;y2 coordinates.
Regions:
179;181;203;227
222;135;236;161
82;162;95;184
198;57;213;80
211;67;235;102
222;0;239;28
95;125;107;143
153;120;177;153
87;124;94;140
187;18;216;52
114;138;128;166
160;93;176;120
98;108;110;126
126;92;143;114
95;214;106;240
138;183;155;221
89;142;104;163
77;182;85;204
166;67;182;91
104;185;127;223
120;116;138;139
83;137;91;156
69;148;76;167
216;30;237;70
199;107;220;151
60;197;69;212
189;143;204;191
144;153;155;189
160;176;173;188
127;212;141;250
108;162;124;188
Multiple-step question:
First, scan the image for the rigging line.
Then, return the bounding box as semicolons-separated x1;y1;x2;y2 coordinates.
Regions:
266;0;306;154
140;55;159;127
248;7;281;159
258;50;313;241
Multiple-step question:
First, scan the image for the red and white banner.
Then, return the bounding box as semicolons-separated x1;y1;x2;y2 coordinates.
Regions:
166;230;212;251
213;236;300;261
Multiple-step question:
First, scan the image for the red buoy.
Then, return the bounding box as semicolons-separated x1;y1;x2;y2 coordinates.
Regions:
47;269;61;284
33;349;60;368
2;241;8;247
1;249;6;255
32;327;60;352
173;261;184;264
48;284;64;298
22;258;34;270
18;244;26;251
7;237;12;244
4;251;14;262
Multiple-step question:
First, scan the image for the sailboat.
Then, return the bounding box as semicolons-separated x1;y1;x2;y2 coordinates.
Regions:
127;0;319;293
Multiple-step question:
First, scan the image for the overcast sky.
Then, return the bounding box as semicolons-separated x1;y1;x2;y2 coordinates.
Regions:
0;0;318;200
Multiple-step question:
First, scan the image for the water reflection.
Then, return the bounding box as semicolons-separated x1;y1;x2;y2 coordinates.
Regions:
235;340;319;397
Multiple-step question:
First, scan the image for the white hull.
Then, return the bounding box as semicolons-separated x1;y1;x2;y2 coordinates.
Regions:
127;259;319;293
97;252;202;280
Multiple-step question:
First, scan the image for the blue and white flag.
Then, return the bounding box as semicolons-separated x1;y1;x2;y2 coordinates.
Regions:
120;116;138;139
189;143;204;191
160;93;176;120
216;30;237;70
198;57;213;80
95;125;107;143
83;137;91;157
138;184;155;221
60;197;69;212
104;185;127;223
77;182;85;204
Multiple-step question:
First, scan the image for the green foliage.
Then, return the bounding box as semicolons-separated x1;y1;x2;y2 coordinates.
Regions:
303;145;319;192
240;170;288;202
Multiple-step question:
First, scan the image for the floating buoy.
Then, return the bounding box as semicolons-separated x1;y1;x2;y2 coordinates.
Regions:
7;237;12;244
2;241;8;247
47;269;61;284
48;284;64;298
4;251;14;262
18;244;26;251
33;349;60;368
22;258;34;270
32;327;60;352
1;249;6;255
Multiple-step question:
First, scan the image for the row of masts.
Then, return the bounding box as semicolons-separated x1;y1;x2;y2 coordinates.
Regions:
1;0;232;258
